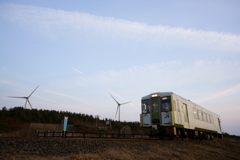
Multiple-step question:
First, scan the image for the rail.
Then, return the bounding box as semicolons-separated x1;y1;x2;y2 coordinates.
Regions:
36;131;149;139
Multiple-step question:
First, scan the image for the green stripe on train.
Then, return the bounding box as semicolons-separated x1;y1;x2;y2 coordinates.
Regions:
195;127;218;133
173;124;184;128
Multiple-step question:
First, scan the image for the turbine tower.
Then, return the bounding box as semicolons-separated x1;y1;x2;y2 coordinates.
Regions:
110;94;130;122
8;85;39;109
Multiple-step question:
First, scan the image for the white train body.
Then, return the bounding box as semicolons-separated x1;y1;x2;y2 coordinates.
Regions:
140;92;223;139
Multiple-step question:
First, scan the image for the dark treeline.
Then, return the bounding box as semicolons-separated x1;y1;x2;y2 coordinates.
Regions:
0;107;140;133
0;106;95;124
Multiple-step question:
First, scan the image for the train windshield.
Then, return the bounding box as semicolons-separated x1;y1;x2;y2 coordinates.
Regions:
161;96;171;112
142;100;150;114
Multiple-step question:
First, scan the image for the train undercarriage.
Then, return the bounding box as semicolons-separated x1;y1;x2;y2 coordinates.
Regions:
143;126;223;140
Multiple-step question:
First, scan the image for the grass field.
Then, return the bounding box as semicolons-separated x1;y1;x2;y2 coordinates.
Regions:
67;138;240;160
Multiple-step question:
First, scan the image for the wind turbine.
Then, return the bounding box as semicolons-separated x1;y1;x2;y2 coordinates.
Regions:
110;94;130;122
8;85;39;109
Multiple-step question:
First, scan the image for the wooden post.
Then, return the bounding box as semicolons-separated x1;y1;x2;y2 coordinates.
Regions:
44;131;46;138
36;130;39;138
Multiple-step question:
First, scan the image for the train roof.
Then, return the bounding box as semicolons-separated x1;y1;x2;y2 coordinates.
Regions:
141;92;172;100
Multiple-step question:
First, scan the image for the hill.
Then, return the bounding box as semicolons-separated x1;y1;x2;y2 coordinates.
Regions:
0;106;142;136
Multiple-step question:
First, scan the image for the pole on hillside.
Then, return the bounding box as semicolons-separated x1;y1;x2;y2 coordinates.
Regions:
95;115;99;127
63;116;68;138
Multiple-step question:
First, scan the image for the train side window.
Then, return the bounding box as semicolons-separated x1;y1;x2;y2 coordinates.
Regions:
193;109;198;119
174;100;176;111
202;112;206;121
153;102;159;113
198;110;202;121
210;115;214;124
205;114;209;122
207;114;210;123
177;101;180;111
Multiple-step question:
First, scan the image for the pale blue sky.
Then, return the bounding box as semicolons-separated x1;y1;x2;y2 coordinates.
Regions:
0;0;240;135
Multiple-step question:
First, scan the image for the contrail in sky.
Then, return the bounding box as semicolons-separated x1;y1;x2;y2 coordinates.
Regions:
45;90;89;104
71;66;84;76
33;94;62;104
195;84;240;103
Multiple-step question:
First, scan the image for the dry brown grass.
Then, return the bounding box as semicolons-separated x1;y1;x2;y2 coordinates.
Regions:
1;137;240;160
73;138;240;160
1;125;36;138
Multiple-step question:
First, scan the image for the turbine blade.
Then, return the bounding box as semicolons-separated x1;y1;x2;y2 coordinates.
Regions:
110;94;120;105
8;96;27;99
24;100;28;109
115;106;119;120
27;100;33;109
119;106;120;122
120;102;131;105
28;85;39;98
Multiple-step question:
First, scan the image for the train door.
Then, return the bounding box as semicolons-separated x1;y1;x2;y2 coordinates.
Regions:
217;118;222;133
142;99;151;127
182;103;189;128
151;98;160;124
177;100;182;124
174;100;178;124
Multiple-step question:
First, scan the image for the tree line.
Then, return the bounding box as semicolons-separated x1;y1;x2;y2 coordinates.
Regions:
0;107;140;133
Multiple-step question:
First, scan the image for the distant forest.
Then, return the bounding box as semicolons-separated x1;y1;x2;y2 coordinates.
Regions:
0;107;140;133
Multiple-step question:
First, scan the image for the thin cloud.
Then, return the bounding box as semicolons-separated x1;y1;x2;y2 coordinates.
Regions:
33;95;62;104
1;3;240;52
91;60;240;89
45;90;88;104
71;66;84;76
195;84;240;103
44;90;103;113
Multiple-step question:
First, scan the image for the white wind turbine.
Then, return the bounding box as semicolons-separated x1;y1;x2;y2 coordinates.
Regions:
110;94;130;122
8;85;39;109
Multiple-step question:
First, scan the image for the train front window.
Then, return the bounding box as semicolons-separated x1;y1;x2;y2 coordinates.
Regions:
161;96;172;112
142;100;150;114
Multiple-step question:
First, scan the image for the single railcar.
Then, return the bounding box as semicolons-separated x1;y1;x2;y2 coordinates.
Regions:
140;92;223;139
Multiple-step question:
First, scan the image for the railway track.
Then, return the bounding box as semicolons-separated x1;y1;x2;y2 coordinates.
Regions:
0;136;192;142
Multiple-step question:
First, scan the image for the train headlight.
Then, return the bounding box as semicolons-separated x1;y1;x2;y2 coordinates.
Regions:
152;94;158;97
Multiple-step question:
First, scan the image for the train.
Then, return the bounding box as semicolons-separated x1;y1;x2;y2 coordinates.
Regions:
140;92;223;139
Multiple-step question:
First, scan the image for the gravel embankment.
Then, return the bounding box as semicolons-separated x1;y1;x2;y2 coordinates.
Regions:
0;139;171;159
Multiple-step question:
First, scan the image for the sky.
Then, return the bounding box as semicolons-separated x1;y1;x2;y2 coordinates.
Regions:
0;0;240;135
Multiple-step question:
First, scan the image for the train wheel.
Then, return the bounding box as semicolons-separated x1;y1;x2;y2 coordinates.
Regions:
205;134;210;140
210;135;215;140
